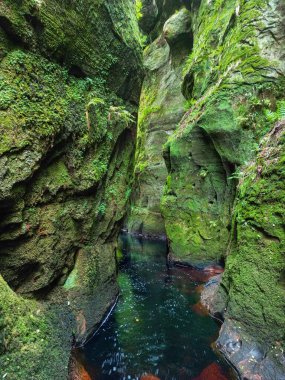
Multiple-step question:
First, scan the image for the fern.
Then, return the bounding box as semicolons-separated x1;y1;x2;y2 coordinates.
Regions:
277;100;285;120
264;99;285;123
98;203;106;216
264;109;278;123
87;97;105;108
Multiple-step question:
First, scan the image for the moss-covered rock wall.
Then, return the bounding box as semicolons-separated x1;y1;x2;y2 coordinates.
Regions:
0;1;143;378
158;0;285;377
1;0;285;378
131;0;285;377
162;0;285;265
214;123;285;379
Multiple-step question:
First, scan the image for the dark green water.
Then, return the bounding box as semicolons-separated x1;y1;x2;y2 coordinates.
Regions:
80;234;234;380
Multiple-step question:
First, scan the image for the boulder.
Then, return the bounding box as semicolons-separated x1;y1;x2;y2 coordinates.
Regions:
163;8;191;44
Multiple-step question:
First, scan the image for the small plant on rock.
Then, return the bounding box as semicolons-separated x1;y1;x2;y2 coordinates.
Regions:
264;100;285;123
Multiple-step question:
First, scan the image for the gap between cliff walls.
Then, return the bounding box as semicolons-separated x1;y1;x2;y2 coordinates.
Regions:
125;0;194;239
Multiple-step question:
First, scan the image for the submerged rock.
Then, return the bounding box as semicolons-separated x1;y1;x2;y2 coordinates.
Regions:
192;301;209;317
193;363;228;380
140;374;161;380
69;361;92;380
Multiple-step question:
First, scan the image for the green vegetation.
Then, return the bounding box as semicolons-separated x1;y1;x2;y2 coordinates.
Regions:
161;0;285;266
97;202;107;216
0;276;70;380
135;0;143;20
1;0;285;378
264;100;285;123
221;124;285;347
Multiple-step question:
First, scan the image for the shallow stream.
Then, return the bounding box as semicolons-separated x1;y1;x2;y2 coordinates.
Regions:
78;234;234;380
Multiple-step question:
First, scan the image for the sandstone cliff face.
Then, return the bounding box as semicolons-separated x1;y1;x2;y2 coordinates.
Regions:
160;0;285;377
0;1;143;378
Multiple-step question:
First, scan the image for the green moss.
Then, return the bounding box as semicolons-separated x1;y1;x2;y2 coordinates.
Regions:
134;78;162;175
177;0;279;137
0;49;97;154
0;276;71;380
183;0;271;93
28;160;73;204
220;125;285;346
0;0;142;377
135;0;143;20
161;0;285;263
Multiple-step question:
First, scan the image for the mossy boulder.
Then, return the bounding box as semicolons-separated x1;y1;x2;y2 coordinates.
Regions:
163;7;191;44
0;276;73;380
143;36;170;71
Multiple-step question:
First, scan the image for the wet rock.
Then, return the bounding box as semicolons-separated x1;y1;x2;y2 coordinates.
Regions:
201;275;227;320
217;320;285;380
225;339;242;355
204;265;224;275
163;8;191;44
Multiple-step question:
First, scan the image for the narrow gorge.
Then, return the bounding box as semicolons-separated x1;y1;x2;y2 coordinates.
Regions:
0;1;284;379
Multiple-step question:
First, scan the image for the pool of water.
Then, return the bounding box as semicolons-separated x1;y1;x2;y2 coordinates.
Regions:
78;234;235;380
